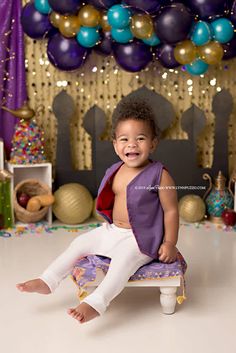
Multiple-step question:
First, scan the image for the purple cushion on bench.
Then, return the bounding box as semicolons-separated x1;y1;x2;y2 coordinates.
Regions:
71;252;187;288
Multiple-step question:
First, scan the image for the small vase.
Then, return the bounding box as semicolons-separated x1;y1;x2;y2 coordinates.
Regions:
203;171;234;223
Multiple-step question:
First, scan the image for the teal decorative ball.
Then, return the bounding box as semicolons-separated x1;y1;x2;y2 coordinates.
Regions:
205;189;234;218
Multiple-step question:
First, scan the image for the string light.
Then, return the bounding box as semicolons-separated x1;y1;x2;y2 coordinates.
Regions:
56;80;68;87
162;72;168;79
0;18;16;106
210;78;217;86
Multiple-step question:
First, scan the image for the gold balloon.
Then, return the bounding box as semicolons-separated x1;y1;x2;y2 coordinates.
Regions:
49;12;61;28
131;14;153;39
58;15;80;38
174;40;197;65
179;195;206;223
100;11;111;32
198;41;224;65
78;5;101;27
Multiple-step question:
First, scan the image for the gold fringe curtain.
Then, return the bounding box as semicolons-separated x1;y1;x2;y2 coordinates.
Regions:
22;5;236;174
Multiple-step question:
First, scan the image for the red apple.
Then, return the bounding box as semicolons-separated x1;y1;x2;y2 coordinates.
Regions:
17;192;31;208
221;208;236;227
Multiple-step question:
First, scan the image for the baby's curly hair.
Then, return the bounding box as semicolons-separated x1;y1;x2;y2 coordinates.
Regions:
112;99;160;139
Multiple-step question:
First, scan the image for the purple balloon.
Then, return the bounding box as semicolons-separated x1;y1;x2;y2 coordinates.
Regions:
154;3;193;44
94;31;113;56
112;40;152;72
222;34;236;60
47;33;89;71
48;0;82;14
86;0;119;10
124;0;162;14
185;0;229;20
154;43;180;69
230;0;236;26
21;2;53;39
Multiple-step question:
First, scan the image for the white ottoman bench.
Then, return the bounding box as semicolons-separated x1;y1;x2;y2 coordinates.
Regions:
71;252;187;315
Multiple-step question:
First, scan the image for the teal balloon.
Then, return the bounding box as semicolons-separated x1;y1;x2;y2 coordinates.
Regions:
142;33;161;46
211;18;234;44
111;27;133;43
34;0;51;14
185;59;209;76
76;27;100;48
191;21;212;46
107;5;131;29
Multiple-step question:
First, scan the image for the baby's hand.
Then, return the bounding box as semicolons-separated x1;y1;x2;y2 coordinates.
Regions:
158;242;178;263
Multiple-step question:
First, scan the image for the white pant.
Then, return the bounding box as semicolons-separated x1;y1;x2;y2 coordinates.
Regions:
39;223;152;315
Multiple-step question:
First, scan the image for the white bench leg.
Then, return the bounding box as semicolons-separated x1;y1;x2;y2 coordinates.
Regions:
160;287;177;314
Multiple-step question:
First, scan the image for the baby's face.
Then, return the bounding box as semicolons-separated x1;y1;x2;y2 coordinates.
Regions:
113;119;158;168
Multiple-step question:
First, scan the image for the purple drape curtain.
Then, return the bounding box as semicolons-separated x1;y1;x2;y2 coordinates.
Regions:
0;0;27;159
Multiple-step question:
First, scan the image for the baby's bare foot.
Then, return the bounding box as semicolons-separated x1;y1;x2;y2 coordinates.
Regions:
67;302;99;323
16;279;51;294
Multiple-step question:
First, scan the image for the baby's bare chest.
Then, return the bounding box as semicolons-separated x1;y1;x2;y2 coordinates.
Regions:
112;168;140;195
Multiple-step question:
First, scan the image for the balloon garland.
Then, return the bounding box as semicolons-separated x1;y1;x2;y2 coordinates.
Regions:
21;0;236;75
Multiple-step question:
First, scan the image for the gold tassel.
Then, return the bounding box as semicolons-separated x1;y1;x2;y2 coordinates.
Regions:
78;288;89;301
177;295;187;305
177;275;187;304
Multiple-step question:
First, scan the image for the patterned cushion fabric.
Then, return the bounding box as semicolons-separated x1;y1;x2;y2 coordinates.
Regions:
71;252;187;288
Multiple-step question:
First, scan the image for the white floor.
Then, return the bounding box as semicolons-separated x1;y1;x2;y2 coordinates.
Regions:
1;221;236;353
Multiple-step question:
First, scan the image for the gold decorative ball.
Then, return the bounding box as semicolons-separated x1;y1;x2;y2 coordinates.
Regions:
92;197;104;222
179;194;206;223
53;183;93;224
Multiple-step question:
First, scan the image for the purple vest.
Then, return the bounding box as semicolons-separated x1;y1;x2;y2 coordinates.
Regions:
96;160;165;259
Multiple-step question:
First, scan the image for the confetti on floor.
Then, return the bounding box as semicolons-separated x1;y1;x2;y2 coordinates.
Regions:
0;222;102;237
180;221;236;232
1;221;236;238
